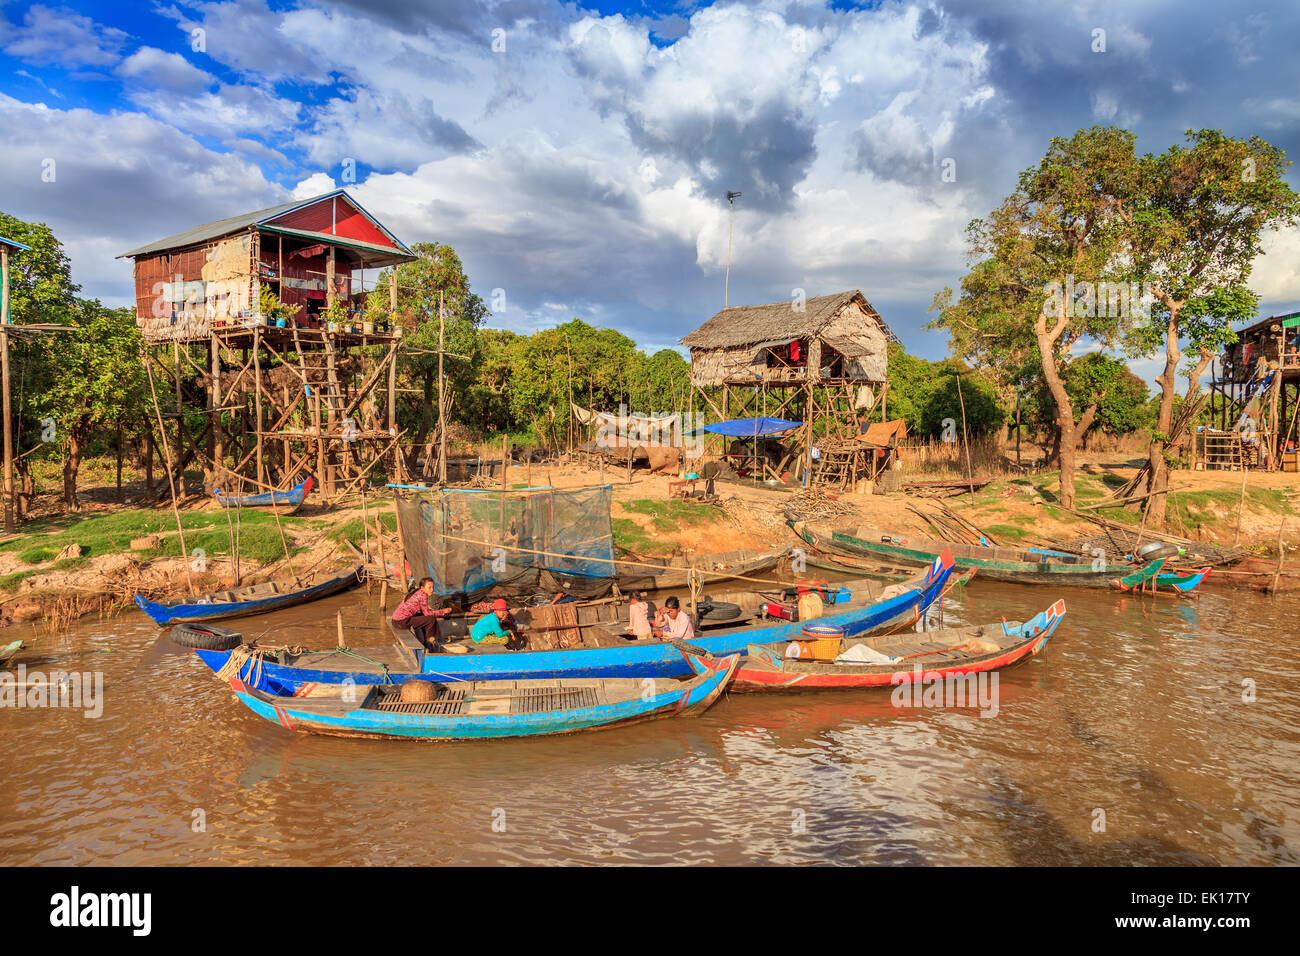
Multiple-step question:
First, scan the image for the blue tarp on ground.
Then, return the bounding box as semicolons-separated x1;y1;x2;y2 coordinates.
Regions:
697;417;802;438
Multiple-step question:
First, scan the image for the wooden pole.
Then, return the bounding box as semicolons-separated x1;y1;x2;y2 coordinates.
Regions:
393;491;410;591
438;289;447;486
0;261;11;533
1233;463;1248;547
955;372;974;495
210;333;224;491
253;327;265;486
145;357;195;595
1271;516;1286;594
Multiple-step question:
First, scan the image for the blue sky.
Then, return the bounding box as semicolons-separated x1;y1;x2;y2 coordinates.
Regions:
2;0;1299;386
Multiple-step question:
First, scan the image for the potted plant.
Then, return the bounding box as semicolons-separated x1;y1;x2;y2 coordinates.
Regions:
324;299;346;333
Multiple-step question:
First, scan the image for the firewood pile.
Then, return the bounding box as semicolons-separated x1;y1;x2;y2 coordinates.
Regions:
784;488;857;522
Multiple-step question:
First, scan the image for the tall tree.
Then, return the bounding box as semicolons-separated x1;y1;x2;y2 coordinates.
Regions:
382;242;489;449
1124;130;1299;525
29;302;146;509
0;212;81;325
931;127;1141;508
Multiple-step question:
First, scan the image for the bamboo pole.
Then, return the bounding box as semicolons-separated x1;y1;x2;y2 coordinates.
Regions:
955;372;974;495
1271;516;1286;594
145;357;195;595
393;490;410;591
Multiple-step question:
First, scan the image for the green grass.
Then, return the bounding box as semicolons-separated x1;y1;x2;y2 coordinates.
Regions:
611;517;675;556
0;570;38;590
983;524;1031;542
619;499;724;532
328;512;397;547
0;507;308;568
18;546;59;565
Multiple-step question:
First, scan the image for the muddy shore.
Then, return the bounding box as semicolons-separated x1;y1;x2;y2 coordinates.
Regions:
1;453;1295;633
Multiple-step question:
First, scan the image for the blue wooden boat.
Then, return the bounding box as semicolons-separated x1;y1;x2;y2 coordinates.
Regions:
134;564;362;626
214;477;314;513
188;550;957;690
220;649;739;741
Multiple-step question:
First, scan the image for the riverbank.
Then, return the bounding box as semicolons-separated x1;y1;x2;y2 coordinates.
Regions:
1;452;1295;631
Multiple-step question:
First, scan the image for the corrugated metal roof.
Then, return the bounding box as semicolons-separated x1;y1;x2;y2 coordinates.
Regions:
118;190;414;260
257;224;415;264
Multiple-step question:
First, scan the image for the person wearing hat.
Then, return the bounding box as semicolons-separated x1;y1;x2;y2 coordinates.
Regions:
651;596;694;641
470;598;528;649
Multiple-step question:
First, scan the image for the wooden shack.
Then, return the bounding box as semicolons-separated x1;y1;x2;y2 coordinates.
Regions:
681;290;896;486
119;190;419;500
1206;311;1300;472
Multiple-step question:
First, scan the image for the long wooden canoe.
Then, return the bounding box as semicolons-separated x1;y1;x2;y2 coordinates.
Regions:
793;519;1166;589
1182;556;1299;592
189;551;957;689
732;600;1065;692
614;546;789;592
134;563;362;626
221;650;738;741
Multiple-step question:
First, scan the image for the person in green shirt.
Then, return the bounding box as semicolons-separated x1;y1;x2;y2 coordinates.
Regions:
470;598;528;649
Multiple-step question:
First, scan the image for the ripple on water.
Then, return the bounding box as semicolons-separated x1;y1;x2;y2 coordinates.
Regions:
1;585;1297;864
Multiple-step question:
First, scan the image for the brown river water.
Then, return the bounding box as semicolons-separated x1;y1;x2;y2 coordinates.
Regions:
1;581;1296;866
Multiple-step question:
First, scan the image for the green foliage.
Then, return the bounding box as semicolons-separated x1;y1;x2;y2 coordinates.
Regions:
883;342;1005;437
1023;352;1153;438
0;212;80;325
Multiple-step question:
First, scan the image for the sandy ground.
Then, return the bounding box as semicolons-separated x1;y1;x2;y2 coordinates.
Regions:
1;449;1295;629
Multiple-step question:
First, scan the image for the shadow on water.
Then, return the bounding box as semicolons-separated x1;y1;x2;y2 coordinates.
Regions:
981;766;1216;866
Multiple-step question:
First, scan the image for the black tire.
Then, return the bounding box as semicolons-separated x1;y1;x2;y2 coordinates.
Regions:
697;600;742;621
171;622;242;651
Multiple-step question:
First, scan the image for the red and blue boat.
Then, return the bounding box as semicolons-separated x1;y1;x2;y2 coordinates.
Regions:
730;599;1066;691
219;650;738;741
185;551;956;690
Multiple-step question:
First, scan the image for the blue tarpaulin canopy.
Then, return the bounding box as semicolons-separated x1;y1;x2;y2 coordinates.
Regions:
696;417;802;438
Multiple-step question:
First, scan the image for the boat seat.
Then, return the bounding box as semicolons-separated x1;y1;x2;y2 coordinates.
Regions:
391;628;425;671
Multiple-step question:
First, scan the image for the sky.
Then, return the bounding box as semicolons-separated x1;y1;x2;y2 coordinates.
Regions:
2;0;1299;386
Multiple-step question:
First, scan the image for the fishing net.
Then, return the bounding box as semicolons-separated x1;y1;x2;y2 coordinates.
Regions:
396;486;617;598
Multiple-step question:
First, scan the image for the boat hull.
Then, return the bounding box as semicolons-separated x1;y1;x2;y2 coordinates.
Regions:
214;477;313;513
194;553;956;691
731;600;1065;692
224;653;738;741
808;522;1165;589
134;565;362;626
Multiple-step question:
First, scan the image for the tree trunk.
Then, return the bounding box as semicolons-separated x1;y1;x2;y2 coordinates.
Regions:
63;431;85;511
1145;313;1182;527
1036;326;1077;509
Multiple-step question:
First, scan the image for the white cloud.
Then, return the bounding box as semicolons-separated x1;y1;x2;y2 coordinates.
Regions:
292;172;336;199
116;47;214;94
0;93;282;305
1;4;128;68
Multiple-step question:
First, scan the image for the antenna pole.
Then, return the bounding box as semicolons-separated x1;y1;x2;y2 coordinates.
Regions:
724;191;741;309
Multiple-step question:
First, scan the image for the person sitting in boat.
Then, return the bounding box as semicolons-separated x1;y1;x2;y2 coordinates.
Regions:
626;591;652;639
392;578;450;650
470;598;529;650
651;596;694;641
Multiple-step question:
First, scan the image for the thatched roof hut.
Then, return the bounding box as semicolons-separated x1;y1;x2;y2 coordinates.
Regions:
681;290;895;388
